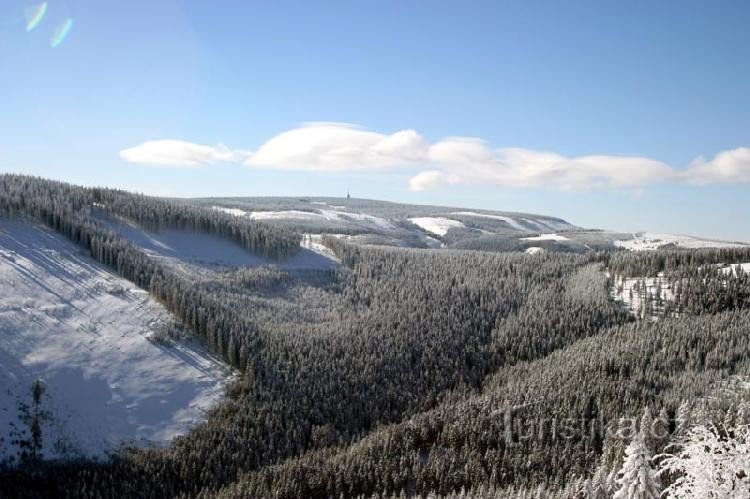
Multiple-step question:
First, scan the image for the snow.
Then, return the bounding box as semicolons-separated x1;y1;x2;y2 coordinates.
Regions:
95;210;338;271
248;209;397;231
521;233;570;242
720;263;750;276
211;206;247;217
0;219;232;464
529;217;576;232
320;209;396;231
421;235;444;249
615;233;748;251
525;246;545;254
300;234;340;262
310;201;346;210
249;210;328;222
450;211;528;231
610;273;675;320
449;211;575;232
408;217;465;236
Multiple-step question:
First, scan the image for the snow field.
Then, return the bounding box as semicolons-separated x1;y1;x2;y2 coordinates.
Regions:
0;219;233;464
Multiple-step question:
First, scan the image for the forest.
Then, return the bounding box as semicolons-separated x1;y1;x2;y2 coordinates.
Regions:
0;174;749;498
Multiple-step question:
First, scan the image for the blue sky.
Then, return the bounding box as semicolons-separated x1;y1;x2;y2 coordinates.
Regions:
1;1;749;240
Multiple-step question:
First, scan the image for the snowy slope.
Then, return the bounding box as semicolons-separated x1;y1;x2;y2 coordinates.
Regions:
408;217;466;236
521;233;570;242
213;205;398;233
449;211;575;232
0;218;232;465
95;210;338;271
721;263;750;276
614;232;748;251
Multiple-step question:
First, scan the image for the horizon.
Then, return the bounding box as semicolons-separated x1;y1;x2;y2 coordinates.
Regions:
1;1;749;241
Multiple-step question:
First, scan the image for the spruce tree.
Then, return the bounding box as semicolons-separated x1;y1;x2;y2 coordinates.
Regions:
613;433;660;499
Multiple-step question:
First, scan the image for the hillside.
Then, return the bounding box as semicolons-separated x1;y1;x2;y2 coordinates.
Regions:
1;176;750;499
0;218;232;465
195;197;748;253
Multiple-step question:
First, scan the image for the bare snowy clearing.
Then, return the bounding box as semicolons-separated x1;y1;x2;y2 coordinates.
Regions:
408;217;465;236
449;211;574;232
521;233;570;242
247;208;397;231
615;232;748;251
96;210;338;271
450;211;529;231
211;206;247;217
720;263;750;276
0;219;232;464
610;273;675;320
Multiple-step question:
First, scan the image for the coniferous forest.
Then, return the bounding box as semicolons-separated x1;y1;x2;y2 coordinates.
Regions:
1;175;749;498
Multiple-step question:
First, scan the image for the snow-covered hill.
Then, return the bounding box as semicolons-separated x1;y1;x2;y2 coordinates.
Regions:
197;197;579;249
613;232;748;251
0;219;232;465
94;209;338;272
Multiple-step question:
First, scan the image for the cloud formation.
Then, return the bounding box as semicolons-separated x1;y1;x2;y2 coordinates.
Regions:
684;147;750;185
120;140;244;167
247;122;428;171
120;124;750;191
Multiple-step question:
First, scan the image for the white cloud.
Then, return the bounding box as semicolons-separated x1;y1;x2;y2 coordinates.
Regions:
409;170;456;191
684;147;750;184
119;140;245;167
119;124;749;191
246;122;428;171
424;144;676;190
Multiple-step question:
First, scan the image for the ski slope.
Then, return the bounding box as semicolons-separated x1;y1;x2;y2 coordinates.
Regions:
0;219;232;465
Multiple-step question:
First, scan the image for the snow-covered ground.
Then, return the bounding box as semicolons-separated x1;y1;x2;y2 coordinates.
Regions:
300;234;340;262
219;207;398;232
450;211;529;231
0;219;232;464
449;211;575;232
615;232;748;251
521;233;570;242
96;210;338;271
610;273;675;320
408;217;466;236
720;263;750;276
212;206;247;217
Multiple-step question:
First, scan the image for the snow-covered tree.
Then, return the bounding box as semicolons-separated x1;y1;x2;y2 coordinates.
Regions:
613;433;661;499
658;424;750;498
640;407;656;453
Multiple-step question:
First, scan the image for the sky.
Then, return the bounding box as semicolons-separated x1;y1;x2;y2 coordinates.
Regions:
1;0;749;241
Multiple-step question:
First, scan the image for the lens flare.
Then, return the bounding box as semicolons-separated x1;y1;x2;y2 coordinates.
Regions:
50;17;73;47
25;2;47;31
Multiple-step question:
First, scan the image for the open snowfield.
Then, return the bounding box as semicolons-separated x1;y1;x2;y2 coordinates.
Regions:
213;206;398;233
610;273;675;320
450;211;529;231
300;234;340;262
614;232;748;251
408;217;466;236
96;210;338;271
250;208;397;231
521;233;570;242
0;219;232;464
720;263;750;276
449;211;575;232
